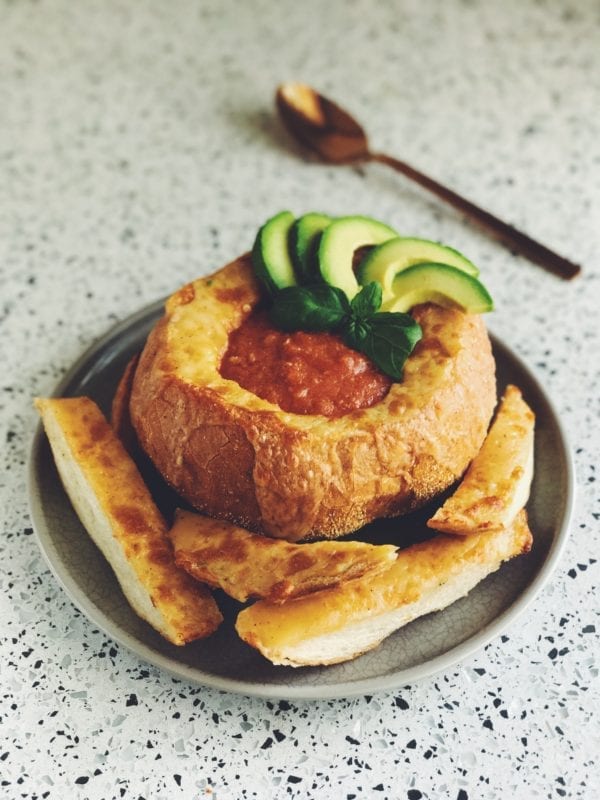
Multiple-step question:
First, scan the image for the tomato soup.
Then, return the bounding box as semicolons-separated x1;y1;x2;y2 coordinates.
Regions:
220;311;391;416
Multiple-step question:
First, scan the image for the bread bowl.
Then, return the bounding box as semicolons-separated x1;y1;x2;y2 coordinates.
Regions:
129;253;496;541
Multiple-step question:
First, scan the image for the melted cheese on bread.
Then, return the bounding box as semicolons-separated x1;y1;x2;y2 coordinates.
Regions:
428;384;534;535
235;510;533;666
169;509;398;603
130;256;497;540
35;397;223;644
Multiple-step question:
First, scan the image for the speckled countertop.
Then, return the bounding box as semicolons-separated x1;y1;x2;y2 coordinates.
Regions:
1;0;599;798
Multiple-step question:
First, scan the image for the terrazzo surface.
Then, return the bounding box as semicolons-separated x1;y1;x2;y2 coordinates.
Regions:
1;0;599;798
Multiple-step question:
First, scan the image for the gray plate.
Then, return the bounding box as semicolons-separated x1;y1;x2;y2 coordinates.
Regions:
28;301;575;699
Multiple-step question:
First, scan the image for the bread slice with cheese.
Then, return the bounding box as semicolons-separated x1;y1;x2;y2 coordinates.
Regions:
427;384;535;535
235;510;532;666
35;397;223;645
169;509;398;603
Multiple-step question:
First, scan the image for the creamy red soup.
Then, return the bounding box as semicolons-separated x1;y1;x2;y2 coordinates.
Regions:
220;311;391;416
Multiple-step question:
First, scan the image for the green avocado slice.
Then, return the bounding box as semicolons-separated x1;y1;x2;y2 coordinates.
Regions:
382;262;494;314
251;210;297;294
290;212;333;282
358;237;479;302
317;215;397;299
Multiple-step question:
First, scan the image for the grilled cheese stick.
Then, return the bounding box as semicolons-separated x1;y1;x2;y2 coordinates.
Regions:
428;385;535;535
169;509;398;603
35;397;223;644
236;511;533;667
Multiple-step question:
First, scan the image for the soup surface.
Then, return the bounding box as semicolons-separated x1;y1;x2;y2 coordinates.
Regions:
220;311;392;416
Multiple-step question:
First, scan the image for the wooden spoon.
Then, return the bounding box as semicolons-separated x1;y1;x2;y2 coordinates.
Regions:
276;82;581;280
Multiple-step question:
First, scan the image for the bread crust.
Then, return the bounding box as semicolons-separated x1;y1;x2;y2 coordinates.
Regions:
169;509;398;603
428;384;535;535
35;397;223;645
111;353;139;453
130;255;496;541
235;511;533;667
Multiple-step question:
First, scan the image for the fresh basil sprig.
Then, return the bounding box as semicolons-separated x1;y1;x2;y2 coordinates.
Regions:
269;282;422;381
269;284;350;332
349;280;382;319
343;311;422;380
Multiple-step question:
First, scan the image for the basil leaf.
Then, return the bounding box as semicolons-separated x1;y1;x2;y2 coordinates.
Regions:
268;281;421;381
343;312;422;380
350;281;382;319
362;313;423;380
269;284;351;332
342;316;370;348
372;311;423;338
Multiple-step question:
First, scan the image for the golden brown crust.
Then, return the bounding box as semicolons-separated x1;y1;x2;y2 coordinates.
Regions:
169;509;398;603
427;384;535;535
130;255;496;541
111;353;140;453
235;510;533;666
35;397;223;644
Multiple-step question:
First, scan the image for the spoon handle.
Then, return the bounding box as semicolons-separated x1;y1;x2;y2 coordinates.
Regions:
371;152;581;280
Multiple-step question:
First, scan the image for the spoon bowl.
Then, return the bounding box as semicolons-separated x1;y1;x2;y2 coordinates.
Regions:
276;82;369;163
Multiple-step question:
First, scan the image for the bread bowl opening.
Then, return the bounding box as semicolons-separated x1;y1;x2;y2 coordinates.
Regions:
219;309;392;417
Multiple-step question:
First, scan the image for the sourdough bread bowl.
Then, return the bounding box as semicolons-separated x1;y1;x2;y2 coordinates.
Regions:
129;254;496;541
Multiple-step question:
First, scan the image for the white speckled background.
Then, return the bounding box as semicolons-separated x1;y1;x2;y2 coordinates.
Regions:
1;0;599;798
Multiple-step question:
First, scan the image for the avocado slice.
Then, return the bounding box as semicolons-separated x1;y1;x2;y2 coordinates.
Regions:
358;237;479;302
382;262;494;314
290;212;333;282
317;215;397;299
251;210;298;294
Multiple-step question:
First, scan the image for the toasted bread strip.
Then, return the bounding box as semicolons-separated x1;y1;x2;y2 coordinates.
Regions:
427;384;535;535
235;511;532;666
35;397;223;645
169;509;398;603
110;353;139;452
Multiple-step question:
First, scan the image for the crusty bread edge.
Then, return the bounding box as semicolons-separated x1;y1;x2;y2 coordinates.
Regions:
236;511;533;667
35;397;222;645
428;384;535;535
169;508;399;604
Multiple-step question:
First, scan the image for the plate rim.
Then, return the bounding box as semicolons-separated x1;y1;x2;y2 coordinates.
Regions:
27;304;576;700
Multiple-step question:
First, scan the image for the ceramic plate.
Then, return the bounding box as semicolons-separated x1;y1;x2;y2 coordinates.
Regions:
28;301;574;699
